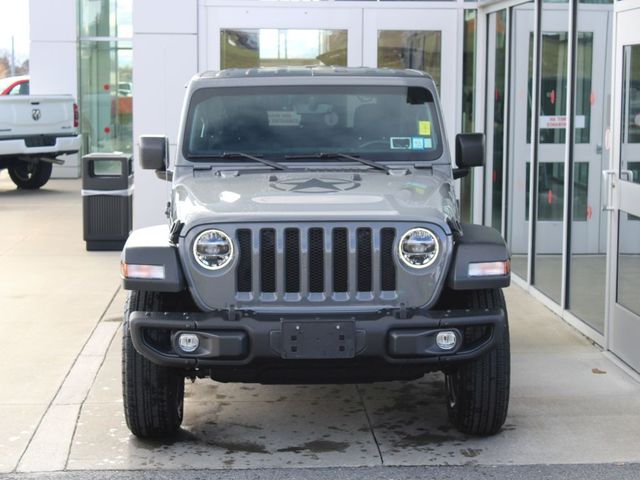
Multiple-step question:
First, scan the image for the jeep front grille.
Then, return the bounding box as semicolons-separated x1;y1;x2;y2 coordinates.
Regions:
235;226;397;299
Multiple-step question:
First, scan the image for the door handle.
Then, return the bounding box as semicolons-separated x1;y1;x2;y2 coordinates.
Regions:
602;170;616;211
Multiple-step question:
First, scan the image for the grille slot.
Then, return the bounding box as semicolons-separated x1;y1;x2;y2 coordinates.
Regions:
234;225;397;298
332;228;348;293
260;229;276;293
308;228;325;293
357;228;373;292
236;229;252;292
284;228;300;293
380;228;397;291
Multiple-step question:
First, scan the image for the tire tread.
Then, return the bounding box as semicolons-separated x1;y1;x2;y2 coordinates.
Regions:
446;288;510;436
122;291;185;438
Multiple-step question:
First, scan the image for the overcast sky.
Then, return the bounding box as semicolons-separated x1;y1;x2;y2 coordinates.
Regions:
0;0;30;62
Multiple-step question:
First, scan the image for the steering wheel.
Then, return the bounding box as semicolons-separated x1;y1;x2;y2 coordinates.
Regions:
358;139;389;149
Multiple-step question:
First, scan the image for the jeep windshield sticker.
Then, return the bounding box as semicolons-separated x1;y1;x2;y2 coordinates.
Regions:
412;137;425;149
418;120;432;136
267;111;301;127
271;177;361;193
390;137;412;150
394;137;432;150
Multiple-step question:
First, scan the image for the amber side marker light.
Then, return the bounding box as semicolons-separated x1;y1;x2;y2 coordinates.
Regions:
468;260;510;277
121;262;165;280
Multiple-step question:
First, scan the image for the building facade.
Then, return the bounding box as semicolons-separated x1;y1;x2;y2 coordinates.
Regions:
29;0;640;374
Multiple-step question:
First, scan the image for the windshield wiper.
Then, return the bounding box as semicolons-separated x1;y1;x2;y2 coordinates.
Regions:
285;152;392;174
189;152;288;171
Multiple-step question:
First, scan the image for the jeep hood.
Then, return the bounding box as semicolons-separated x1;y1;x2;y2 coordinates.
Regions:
173;168;458;232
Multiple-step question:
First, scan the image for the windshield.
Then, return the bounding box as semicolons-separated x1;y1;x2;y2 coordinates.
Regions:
184;85;443;162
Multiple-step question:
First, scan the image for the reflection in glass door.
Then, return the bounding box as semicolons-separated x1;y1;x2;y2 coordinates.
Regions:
485;10;507;237
508;3;535;279
377;31;442;85
531;0;571;304
363;9;459;157
568;2;613;334
610;19;640;371
220;29;348;68
206;6;364;69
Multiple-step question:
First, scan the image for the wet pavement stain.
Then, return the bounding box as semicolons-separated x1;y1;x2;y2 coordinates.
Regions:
209;439;268;454
276;440;350;454
460;448;482;458
130;429;200;450
395;430;465;448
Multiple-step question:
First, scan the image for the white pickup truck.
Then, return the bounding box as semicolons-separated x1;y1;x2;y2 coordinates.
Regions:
0;95;81;189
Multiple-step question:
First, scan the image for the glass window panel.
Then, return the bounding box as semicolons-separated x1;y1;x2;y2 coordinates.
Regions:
79;41;133;155
80;0;132;38
621;45;640;170
617;212;640;316
460;10;477;223
486;11;507;233
220;29;347;69
377;30;441;86
539;32;569;145
509;2;535;281
525;162;588;221
533;0;570;305
574;33;594;143
568;4;611;333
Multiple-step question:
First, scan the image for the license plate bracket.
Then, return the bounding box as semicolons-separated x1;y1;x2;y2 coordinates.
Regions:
281;320;355;359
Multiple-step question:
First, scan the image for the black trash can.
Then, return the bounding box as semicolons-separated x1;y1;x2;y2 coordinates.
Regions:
82;153;133;251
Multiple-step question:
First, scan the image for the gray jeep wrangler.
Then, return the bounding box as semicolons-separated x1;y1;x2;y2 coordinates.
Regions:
121;67;511;439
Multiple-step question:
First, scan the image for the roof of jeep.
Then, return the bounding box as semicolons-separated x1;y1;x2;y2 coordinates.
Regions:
197;66;434;81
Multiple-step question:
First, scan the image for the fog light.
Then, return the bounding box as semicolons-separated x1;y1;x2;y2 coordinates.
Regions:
177;333;199;353
436;331;457;351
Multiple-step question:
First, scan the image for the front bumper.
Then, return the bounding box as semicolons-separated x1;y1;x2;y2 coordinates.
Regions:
128;308;506;370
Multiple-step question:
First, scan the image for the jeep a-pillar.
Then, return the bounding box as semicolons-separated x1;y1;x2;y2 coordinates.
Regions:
121;67;511;439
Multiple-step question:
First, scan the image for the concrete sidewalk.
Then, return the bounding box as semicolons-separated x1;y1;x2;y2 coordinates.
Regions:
1;172;639;475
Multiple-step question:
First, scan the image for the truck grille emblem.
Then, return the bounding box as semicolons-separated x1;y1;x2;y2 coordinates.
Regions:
32;109;41;121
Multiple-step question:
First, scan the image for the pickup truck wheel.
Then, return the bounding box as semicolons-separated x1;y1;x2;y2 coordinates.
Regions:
8;161;53;189
444;288;510;436
122;291;185;438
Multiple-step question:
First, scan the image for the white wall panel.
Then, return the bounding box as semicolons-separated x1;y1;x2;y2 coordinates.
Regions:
133;0;198;34
29;0;79;177
29;42;78;97
133;34;197;227
29;0;77;42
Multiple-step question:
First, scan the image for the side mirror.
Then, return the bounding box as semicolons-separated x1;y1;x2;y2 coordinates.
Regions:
453;133;485;179
139;135;169;171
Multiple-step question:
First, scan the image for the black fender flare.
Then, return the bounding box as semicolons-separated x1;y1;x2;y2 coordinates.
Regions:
447;223;511;290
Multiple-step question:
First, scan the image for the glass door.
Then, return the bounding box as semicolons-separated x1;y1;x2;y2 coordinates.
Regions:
609;8;640;372
509;5;609;293
363;8;460;153
204;5;363;70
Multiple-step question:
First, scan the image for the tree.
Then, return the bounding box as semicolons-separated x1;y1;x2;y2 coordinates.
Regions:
0;54;10;79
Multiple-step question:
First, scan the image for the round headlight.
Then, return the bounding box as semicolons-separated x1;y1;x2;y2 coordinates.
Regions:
193;229;234;270
398;228;439;268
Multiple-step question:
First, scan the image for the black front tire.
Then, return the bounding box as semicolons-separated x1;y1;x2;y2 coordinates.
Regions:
444;288;510;436
122;291;185;438
8;161;53;189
